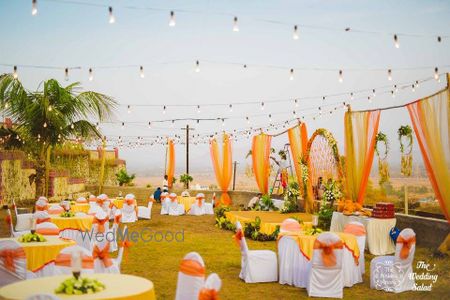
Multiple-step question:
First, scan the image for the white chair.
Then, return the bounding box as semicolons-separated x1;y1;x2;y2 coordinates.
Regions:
370;228;416;293
168;193;185;216
138;199;153;220
181;191;190;197
88;195;97;206
235;221;277;283
280;218;302;234
109;210;122;253
190;193;205;216
175;252;206;300
93;226;127;274
160;192;170;215
34;198;48;212
0;240;34;287
198;273;222;299
34;211;52;225
278;235;310;288
12;199;33;232
6;209;29;237
344;221;366;274
121;194;137;223
306;232;344;299
203;197;214;215
54;245;94;276
92;210;110;235
36;222;60;236
96;194;111;216
76;197;87;203
48;204;64;215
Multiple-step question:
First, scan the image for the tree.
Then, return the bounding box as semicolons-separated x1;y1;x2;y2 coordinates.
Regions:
115;169;136;186
179;173;193;189
0;74;116;197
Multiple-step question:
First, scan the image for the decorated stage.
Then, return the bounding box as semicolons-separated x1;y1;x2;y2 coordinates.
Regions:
224;211;313;235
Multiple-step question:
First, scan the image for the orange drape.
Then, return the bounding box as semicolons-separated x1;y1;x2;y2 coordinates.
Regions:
166;139;175;188
252;134;272;194
344;109;381;204
407;83;450;221
210;134;233;206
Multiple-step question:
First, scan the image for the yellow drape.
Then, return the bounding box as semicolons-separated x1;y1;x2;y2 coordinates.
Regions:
166;139;175;188
252;134;272;194
344;109;380;204
407;83;450;221
210;134;233;205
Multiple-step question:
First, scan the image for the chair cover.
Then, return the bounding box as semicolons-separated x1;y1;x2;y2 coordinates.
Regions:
93;210;110;235
306;232;344;298
370;228;416;293
35;199;48;212
121;194;137;223
160;192;170;215
109;210;122;252
278;235;310;288
175;252;206;300
344;221;366;274
0;240;28;287
34;211;52;225
48;204;64;215
137;200;153;220
235;221;277;283
168;193;185;216
198;273;222;300
190;193;205;216
6;209;29;238
76;197;87;203
53;245;94;276
280;218;302;233
93;226;127;273
12;199;33;232
36;222;60;236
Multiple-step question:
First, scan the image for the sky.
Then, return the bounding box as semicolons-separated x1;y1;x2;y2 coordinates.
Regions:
1;0;449;177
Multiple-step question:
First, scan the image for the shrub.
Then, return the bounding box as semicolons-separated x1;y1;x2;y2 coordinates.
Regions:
115;169;135;186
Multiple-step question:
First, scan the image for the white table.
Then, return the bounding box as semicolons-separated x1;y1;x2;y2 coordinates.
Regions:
330;212;396;255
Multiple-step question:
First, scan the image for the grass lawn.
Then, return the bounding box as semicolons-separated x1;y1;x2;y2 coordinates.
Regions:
2;204;449;299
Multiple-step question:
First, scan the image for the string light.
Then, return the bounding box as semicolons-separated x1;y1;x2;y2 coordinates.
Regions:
71;123;75;129
88;68;93;81
64;68;69;81
13;66;18;79
289;68;294;80
197;105;201;114
293;110;296;116
32;0;37;16
221;118;225;126
195;60;200;73
391;90;395;98
43;122;47;128
372;89;376;97
229;104;233;112
127;105;131;114
260;102;265;110
169;11;176;27
394;34;400;48
294;99;299;107
388;69;392;81
96;122;99;130
415;80;420;88
269;114;272;122
108;6;115;24
233;16;239;32
171;120;174;128
292;25;299;40
437;36;442;43
163;105;166;114
48;105;52;112
148;121;151;128
121;122;125;129
338;70;343;83
350;93;354;100
368;96;372;104
139;66;144;78
434;67;439;80
412;84;415;92
394;85;398;93
246;116;250;124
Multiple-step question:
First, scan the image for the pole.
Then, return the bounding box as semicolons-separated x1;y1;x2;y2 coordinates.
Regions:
404;183;409;215
186;124;190;189
232;161;237;191
98;137;106;195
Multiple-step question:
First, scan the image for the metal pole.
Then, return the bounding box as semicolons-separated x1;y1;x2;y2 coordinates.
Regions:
232;161;237;191
186;124;189;189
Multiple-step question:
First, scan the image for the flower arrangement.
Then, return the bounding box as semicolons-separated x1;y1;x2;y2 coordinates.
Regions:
243;216;279;241
18;232;46;243
375;132;390;185
322;180;343;204
304;227;323;236
60;211;75;218
281;182;300;213
214;206;235;231
398;125;413;177
55;277;105;295
253;194;278;211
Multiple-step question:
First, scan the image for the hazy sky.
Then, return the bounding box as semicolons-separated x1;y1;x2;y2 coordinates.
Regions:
1;0;449;177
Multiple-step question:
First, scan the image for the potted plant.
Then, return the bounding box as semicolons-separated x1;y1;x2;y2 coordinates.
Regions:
179;173;193;189
115;169;135;186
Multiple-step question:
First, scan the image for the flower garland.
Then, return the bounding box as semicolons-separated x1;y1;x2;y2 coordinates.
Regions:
375;132;390;185
398;125;413;177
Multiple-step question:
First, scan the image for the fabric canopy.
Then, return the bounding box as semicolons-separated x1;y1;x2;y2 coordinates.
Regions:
407;85;450;221
252;133;272;194
166;139;175;188
210;133;233;205
344;109;381;204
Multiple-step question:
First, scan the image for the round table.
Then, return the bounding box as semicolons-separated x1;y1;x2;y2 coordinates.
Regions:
177;196;196;213
71;203;90;214
0;274;156;300
0;236;75;272
50;215;93;232
110;199;124;209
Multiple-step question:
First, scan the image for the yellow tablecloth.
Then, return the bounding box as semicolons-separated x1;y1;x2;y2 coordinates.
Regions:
225;211;313;235
110;198;124;209
71;203;90;214
0;274;155;300
278;232;360;262
0;236;75;272
50;215;93;231
177;196;196;212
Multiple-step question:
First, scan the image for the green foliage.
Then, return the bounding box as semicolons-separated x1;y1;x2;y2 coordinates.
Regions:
322;179;343;205
214;206;235;231
281;183;300;213
179;173;193;188
318;204;334;230
253;194;278;211
375;132;389;158
18;232;46;243
55;277;105;295
243;216;280;241
146;184;151;188
398;125;413;154
115;169;135;186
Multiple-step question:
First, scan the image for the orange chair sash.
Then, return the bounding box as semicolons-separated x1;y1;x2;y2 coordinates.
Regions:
343;224;366;236
125;199;135;206
93;244;113;267
5;215;12;226
313;240;344;267
0;248;26;273
198;288;219;300
119;239;132;263
36;228;60;235
397;236;416;260
55;253;94;269
76;199;87;203
179;259;205;277
96;199;106;206
36;218;52;224
170;197;177;203
48;208;64;215
35;205;48;211
197;198;204;207
93;217;108;233
114;214;122;224
233;229;243;247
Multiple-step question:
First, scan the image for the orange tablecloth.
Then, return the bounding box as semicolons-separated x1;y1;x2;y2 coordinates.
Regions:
0;236;75;272
50;215;93;231
278;232;360;262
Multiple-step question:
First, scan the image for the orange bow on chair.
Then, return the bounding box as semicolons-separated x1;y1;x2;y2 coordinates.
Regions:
198;288;219;300
5;215;12;226
93;217;108;233
93;244;113;267
396;235;416;260
113;214;122;225
125;199;135;206
35;205;48;211
233;229;243;247
179;259;205;277
313;239;344;267
0;248;26;272
36;228;60;235
197;197;203;207
119;239;133;263
36;218;52;224
96;199;105;207
55;253;94;269
170;196;177;203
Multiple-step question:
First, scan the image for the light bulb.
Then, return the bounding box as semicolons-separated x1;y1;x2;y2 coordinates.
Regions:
229;104;233;112
169;11;176;27
293;110;296;116
391;90;395;98
222;118;225;127
195;60;200;73
350;92;354;100
394;85;398;93
32;0;37;16
140;66;144;78
108;6;115;24
4;102;9;109
338;70;343;83
96;122;99;130
13;66;18;79
261;102;264;110
171;120;174;128
368;96;372;103
434;67;439;80
71;123;74;129
88;68;93;81
246;116;250;124
292;25;299;40
64;68;69;81
415;80;419;88
43;122;47;128
48;105;52;112
289;68;294;80
197;105;201;114
127;105;131;114
372;89;376;97
148;121;151;128
388;69;392;81
163;105;166;114
121;122;125;129
412;84;415;92
233;16;239;32
394;34;399;48
269;114;272;122
437;36;442;43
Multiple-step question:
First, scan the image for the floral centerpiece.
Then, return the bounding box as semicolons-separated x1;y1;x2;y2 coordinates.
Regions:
18;232;46;243
60;211;75;218
398;125;413;177
281;182;300;213
375;132;390;185
55;277;105;295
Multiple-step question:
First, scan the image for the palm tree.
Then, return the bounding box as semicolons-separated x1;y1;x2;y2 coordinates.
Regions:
0;74;117;197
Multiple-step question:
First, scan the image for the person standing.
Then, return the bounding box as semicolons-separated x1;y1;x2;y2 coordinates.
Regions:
163;175;169;193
